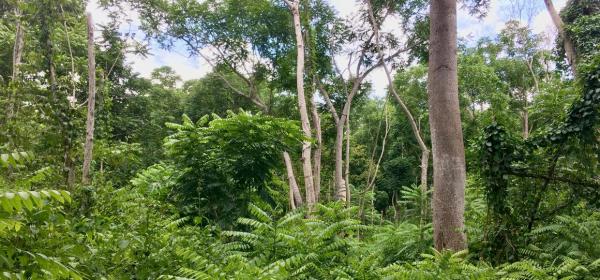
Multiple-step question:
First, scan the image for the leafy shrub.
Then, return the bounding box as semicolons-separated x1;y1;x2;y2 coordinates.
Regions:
164;111;303;226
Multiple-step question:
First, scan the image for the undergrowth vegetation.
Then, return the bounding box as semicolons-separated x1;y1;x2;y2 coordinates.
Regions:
1;0;599;279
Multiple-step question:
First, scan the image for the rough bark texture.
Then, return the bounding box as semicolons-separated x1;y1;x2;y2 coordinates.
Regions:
82;14;96;184
428;0;467;251
284;151;303;208
287;0;316;209
543;0;577;75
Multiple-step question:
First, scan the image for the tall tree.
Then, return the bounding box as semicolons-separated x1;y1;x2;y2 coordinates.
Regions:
428;0;467;251
543;0;578;75
82;13;96;184
7;1;24;120
284;0;317;209
366;0;430;209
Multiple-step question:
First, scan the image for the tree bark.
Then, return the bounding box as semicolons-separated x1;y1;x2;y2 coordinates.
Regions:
344;113;351;203
11;8;24;82
7;5;25;120
543;0;577;75
283;151;303;208
82;14;96;184
428;0;467;251
523;97;529;139
311;98;322;202
286;0;316;209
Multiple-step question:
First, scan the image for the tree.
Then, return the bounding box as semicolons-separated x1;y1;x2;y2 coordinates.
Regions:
82;13;96;184
284;0;316;210
366;0;430;217
428;0;467;251
498;20;544;139
317;1;413;202
543;0;578;75
151;66;181;89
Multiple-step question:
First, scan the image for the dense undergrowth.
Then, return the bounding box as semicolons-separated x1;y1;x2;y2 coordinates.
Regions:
1;0;600;279
2;162;599;279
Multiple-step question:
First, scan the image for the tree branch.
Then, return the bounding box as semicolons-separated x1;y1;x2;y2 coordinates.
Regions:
316;80;339;124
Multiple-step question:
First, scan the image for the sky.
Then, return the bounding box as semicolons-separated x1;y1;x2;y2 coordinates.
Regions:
87;0;568;97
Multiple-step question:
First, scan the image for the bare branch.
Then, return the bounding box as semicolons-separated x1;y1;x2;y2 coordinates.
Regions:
316;80;340;124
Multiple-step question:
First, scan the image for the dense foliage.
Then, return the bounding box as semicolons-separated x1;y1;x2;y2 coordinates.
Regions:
1;0;598;279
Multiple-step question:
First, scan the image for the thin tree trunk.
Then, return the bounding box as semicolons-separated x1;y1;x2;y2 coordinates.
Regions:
428;0;467;251
11;16;24;82
286;0;316;209
334;121;347;201
360;101;390;218
524;59;540;139
333;80;363;201
543;0;577;75
366;0;430;215
317;82;348;201
60;4;77;106
523;97;529;139
8;6;25;120
283;151;303;208
82;14;96;184
311;98;322;202
344;113;351;203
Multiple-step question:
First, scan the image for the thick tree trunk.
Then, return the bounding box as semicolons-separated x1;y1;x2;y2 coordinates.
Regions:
428;0;467;251
543;0;577;75
287;1;316;209
283;151;303;208
82;14;96;184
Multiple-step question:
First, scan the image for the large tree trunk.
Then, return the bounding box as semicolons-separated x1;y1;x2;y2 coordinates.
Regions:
428;0;467;251
543;0;577;75
82;14;96;184
287;0;316;209
283;151;303;208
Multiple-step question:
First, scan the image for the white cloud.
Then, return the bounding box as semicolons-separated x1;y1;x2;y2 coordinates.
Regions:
87;0;211;85
87;0;566;96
